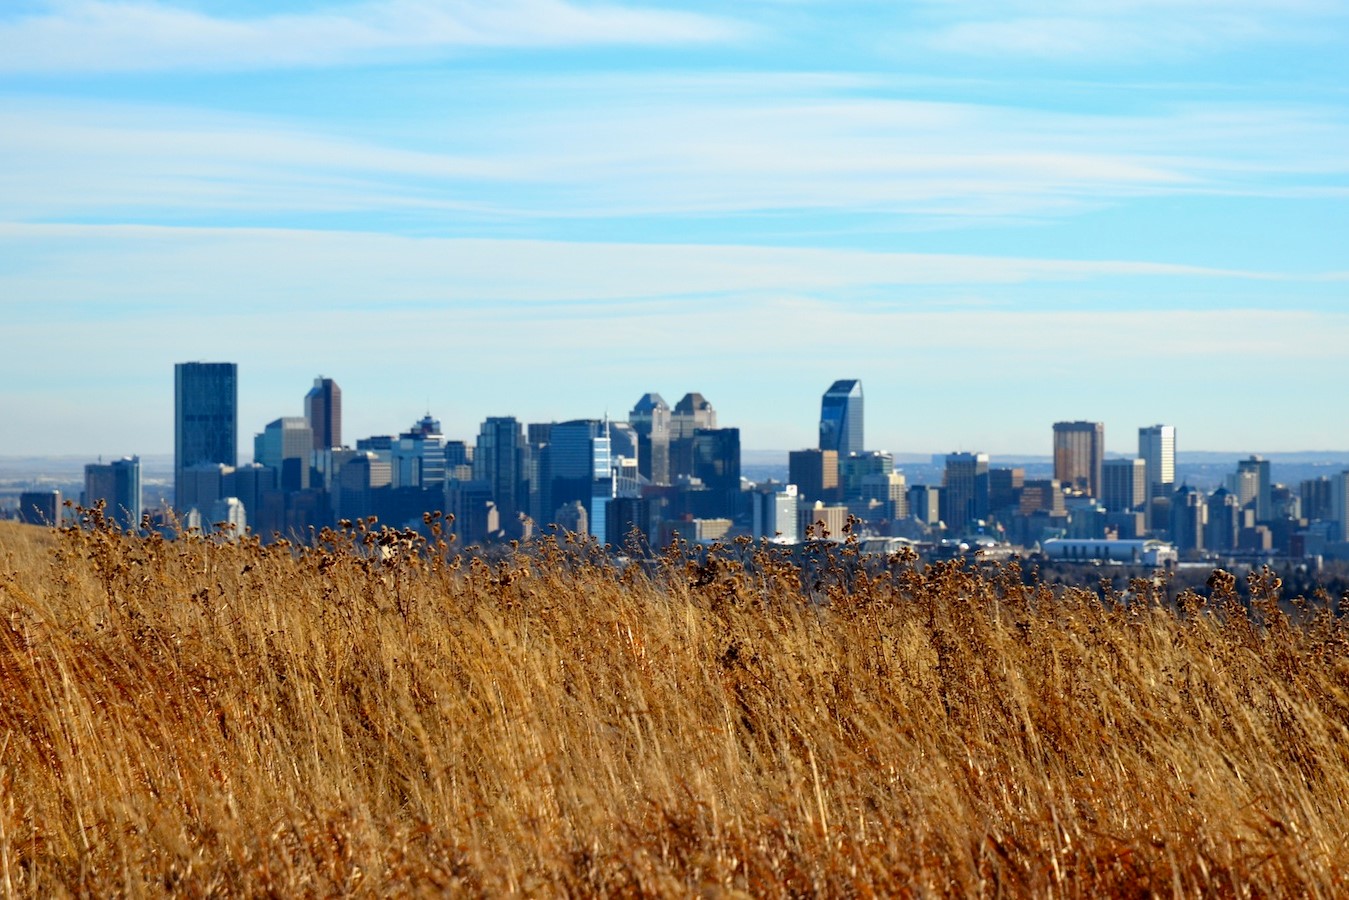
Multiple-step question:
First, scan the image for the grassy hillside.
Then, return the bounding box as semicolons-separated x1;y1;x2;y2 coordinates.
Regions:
2;513;1349;896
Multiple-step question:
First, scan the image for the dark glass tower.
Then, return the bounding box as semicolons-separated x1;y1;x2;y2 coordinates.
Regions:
175;362;238;510
474;416;530;534
304;376;342;451
819;379;863;459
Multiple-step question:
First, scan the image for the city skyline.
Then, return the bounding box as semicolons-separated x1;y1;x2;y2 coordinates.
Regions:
2;1;1347;457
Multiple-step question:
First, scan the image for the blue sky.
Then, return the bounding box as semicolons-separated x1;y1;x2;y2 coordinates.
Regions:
1;0;1346;458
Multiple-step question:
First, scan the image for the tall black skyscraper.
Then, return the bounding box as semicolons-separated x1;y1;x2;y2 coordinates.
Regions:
819;379;863;459
175;362;238;510
474;416;530;535
304;376;342;451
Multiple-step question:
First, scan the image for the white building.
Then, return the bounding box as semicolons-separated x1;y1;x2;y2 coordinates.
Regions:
1041;538;1177;566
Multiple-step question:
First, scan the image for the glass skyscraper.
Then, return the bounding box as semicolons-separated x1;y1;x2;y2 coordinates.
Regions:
174;362;238;511
819;379;863;460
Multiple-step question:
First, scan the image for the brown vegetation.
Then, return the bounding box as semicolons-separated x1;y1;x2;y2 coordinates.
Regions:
2;511;1349;896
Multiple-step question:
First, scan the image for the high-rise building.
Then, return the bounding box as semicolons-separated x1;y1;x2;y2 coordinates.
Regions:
1301;477;1334;523
988;467;1025;516
474;416;530;535
1236;455;1273;522
254;417;313;491
1138;425;1176;504
788;448;839;505
17;490;61;527
908;484;941;527
858;472;908;521
819;379;864;460
1331;472;1349;544
839;450;892;502
392;414;447;489
1171;484;1206;554
669;393;716;480
629;393;671;485
83;456;141;530
1052;421;1104;498
304;376;342;451
1206;487;1241;553
175;362;237;511
941;452;990;531
541;419;614;531
1101;458;1147;513
751;483;800;544
691;427;741;518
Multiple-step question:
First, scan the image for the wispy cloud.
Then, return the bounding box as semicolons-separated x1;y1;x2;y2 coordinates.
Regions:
0;223;1317;316
3;90;1345;228
0;0;742;73
910;0;1348;61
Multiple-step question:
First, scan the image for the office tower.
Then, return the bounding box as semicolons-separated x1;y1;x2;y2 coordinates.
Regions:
225;462;276;526
691;427;741;518
1170;485;1206;554
1205;487;1241;553
907;484;941;527
859;472;909;520
17;490;61;527
1138;425;1176;504
1101;458;1147;513
669;393;716;480
1052;421;1104;497
988;467;1025;516
209;497;247;535
788;448;839;504
629;393;671;485
1019;479;1066;516
819;379;864;459
254;417;313;491
941;452;990;530
751;483;800;544
799;501;847;541
1236;455;1272;521
335;452;391;522
542;419;613;531
444;480;499;545
392;414;447;489
175;362;238;510
1332;472;1349;543
1301;477;1333;522
474;416;530;535
83;456;141;530
839;450;893;501
304;376;342;451
178;462;233;514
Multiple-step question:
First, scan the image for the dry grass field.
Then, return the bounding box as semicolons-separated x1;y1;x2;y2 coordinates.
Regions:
3;510;1349;896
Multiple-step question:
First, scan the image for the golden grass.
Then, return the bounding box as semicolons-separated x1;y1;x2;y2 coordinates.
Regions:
3;512;1349;896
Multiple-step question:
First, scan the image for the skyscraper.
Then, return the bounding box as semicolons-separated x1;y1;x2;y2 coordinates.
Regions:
474;416;530;535
1052;421;1104;498
304;376;342;451
175;362;238;511
788;448;839;505
1138;424;1176;504
1101;458;1147;513
941;452;990;531
819;379;863;459
1236;455;1272;522
669;393;716;480
83;456;141;531
629;393;671;485
254;417;313;491
692;427;741;518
